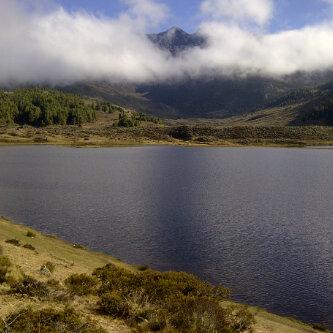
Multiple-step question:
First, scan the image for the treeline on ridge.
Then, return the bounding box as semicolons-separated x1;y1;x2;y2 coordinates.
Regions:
0;89;97;126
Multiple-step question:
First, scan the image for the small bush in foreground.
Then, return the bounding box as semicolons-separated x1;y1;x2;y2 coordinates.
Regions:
0;307;106;333
98;292;130;318
11;276;49;298
73;243;86;250
23;243;36;251
43;261;56;273
65;273;98;296
25;230;36;238
5;239;20;247
311;323;331;332
0;256;12;283
137;265;149;271
94;264;252;332
169;126;193;141
47;278;60;288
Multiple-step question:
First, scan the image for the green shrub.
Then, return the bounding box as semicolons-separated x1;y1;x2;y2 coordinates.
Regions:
98;292;130;318
73;243;86;250
43;261;56;273
169;126;193;141
2;307;106;333
0;256;12;283
137;265;149;271
94;265;229;302
0;245;3;256
118;111;138;127
65;273;98;296
311;323;330;332
5;239;20;247
26;230;36;238
11;275;50;298
5;265;24;285
23;243;36;251
168;296;233;332
46;278;60;288
94;264;252;333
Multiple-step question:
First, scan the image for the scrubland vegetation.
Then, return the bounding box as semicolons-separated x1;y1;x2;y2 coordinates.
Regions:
0;218;328;333
0;88;332;147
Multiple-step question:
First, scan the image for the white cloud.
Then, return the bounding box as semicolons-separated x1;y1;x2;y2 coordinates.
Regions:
122;0;170;27
0;0;172;84
184;21;333;76
1;0;333;85
200;0;274;26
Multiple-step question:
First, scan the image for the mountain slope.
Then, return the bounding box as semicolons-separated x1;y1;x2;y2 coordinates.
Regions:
147;27;205;55
37;27;333;122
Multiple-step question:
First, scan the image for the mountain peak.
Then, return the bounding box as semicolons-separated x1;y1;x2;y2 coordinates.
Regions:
148;27;206;55
164;26;187;36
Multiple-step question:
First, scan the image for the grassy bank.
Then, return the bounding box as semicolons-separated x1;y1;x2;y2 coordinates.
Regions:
0;123;333;148
0;217;328;333
0;110;333;148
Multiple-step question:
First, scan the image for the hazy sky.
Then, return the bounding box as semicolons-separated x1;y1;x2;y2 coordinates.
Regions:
2;0;333;85
55;0;333;32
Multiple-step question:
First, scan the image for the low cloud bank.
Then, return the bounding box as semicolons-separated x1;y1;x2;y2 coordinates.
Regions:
1;0;333;85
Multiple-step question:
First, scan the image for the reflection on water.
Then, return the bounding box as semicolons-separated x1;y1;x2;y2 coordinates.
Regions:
0;146;332;328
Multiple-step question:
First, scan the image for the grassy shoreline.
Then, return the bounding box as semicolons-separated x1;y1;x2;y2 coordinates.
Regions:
1;124;333;148
0;217;328;333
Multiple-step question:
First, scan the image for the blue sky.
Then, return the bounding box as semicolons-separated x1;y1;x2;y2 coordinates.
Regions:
55;0;332;32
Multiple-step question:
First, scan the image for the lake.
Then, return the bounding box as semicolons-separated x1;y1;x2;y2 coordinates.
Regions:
0;146;332;328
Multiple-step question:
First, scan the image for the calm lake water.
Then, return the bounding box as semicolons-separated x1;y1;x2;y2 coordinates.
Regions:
0;146;332;328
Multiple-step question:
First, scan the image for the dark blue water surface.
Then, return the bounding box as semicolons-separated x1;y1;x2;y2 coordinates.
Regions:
0;146;332;328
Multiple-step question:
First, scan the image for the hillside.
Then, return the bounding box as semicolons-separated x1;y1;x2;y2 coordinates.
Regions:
217;82;333;126
57;73;333;121
0;217;327;333
47;27;333;120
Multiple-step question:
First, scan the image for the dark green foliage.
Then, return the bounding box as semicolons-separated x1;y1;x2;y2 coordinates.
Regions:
22;244;36;251
137;265;149;271
169;126;193;141
167;296;234;332
65;273;99;296
93;264;251;332
94;264;229;302
11;276;50;298
117;111;160;127
1;307;106;333
0;88;96;126
0;256;11;283
311;323;331;332
296;97;333;126
5;239;20;247
72;243;86;250
93;100;124;113
47;278;60;288
25;230;36;238
118;111;138;127
98;292;130;318
43;261;56;273
137;112;161;124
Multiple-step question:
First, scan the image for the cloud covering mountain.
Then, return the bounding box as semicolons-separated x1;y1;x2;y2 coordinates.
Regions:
2;0;333;85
